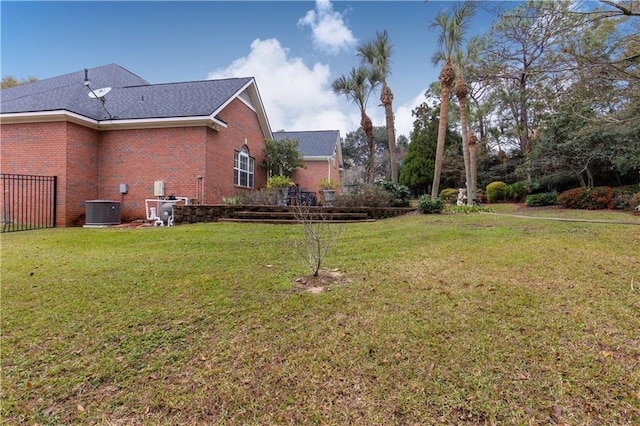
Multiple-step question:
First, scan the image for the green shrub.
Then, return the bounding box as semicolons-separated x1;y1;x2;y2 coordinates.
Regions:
610;187;640;210
418;195;444;214
440;188;459;204
266;175;294;189
486;181;507;203
376;180;412;207
318;178;340;190
525;192;557;207
505;181;528;202
556;186;614;210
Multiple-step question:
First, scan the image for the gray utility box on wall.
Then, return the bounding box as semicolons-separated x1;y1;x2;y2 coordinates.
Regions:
85;200;121;226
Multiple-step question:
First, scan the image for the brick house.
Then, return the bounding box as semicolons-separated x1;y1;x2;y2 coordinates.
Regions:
272;130;343;195
1;64;274;226
1;64;345;226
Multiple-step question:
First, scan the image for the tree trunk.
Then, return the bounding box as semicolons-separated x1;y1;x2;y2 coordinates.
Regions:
361;112;376;184
585;161;594;188
455;75;472;205
519;73;530;154
469;133;478;204
381;83;398;183
431;58;455;200
519;71;532;184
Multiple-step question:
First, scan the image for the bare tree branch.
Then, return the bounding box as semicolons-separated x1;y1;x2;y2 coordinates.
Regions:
599;0;640;17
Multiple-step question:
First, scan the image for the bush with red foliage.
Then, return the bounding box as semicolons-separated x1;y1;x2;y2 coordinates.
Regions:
557;186;639;210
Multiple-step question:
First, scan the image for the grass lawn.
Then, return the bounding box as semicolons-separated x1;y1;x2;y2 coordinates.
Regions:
488;203;640;223
2;208;639;424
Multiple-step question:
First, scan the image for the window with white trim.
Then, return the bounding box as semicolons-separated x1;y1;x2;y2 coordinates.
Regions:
234;146;254;188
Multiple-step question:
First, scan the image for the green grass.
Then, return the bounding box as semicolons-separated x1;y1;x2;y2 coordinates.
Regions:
2;210;639;424
489;202;640;222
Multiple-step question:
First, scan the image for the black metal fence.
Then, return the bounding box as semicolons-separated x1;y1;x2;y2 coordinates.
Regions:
1;174;57;232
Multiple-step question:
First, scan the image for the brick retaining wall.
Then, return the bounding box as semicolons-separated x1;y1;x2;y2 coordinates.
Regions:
173;205;415;224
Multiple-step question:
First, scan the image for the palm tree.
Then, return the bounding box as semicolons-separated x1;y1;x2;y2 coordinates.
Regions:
468;132;478;201
332;66;381;184
453;33;480;204
454;71;473;204
357;30;399;183
430;1;476;200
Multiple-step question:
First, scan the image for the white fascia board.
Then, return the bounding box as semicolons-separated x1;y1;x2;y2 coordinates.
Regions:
0;111;224;131
206;114;228;129
105;116;225;130
248;79;273;140
237;95;256;113
0;110;99;128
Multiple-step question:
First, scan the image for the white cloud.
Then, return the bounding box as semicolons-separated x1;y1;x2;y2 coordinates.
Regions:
394;90;427;139
207;38;355;136
207;37;426;145
297;0;357;55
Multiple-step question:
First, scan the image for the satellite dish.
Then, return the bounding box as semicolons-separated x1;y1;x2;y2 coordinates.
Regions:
88;87;112;99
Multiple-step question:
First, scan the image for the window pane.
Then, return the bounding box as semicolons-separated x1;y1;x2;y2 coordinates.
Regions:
234;148;255;188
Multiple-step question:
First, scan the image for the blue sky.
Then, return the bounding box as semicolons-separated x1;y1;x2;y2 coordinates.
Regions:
1;1;505;138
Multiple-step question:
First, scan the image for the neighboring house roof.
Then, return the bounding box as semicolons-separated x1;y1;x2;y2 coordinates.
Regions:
1;63;272;138
272;130;343;166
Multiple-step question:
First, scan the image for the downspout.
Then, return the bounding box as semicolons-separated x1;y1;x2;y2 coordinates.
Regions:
195;175;204;204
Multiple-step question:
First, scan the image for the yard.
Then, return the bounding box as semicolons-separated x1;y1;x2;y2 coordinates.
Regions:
2;207;639;424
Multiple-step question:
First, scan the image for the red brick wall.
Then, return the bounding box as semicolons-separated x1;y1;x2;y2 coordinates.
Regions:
0;122;99;227
208;98;267;201
99;127;208;221
67;123;100;225
293;155;342;195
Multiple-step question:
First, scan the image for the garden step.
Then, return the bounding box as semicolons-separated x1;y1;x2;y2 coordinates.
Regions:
222;209;373;224
220;218;376;224
232;210;369;221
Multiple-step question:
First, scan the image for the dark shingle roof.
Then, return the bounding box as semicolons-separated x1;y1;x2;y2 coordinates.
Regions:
272;130;340;158
0;63;253;121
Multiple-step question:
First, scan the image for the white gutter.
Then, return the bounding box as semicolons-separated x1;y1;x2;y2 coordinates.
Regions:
0;110;98;127
303;156;332;161
0;111;225;131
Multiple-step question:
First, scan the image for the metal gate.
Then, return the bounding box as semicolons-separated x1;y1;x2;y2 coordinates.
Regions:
1;174;57;232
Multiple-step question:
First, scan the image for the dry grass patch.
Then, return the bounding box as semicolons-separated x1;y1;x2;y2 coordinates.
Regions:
292;269;350;294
